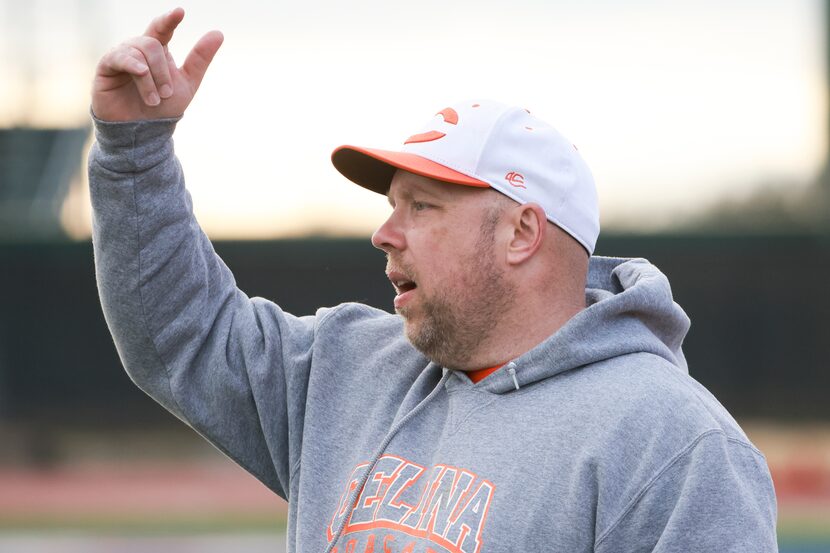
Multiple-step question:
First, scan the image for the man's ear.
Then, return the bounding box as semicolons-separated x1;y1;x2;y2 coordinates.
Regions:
506;203;546;265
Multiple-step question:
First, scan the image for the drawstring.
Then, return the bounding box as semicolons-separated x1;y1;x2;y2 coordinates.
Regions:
506;362;520;390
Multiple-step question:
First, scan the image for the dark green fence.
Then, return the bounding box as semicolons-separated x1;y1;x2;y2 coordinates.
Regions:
1;233;828;427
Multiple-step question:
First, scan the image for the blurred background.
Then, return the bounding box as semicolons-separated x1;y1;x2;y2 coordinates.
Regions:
1;0;829;551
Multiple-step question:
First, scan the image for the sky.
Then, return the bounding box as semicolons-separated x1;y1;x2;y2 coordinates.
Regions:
0;0;825;238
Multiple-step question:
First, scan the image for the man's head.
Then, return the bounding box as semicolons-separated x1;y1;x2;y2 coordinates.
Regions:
331;100;599;369
372;170;516;369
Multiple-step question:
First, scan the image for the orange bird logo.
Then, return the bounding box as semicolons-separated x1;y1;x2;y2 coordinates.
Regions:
405;108;459;144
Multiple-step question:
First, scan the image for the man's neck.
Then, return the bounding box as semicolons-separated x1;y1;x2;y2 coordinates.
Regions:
459;295;584;371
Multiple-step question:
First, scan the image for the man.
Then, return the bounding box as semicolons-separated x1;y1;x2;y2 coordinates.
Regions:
89;8;778;553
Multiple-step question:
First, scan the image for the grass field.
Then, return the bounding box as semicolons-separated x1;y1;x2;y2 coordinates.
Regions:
0;422;828;551
0;533;287;553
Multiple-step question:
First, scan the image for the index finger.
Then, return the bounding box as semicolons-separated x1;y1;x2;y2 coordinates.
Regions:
144;7;185;46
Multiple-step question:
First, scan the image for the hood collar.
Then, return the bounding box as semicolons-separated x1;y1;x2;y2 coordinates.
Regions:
475;256;690;394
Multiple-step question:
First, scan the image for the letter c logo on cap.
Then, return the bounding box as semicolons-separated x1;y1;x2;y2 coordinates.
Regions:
505;171;526;188
404;108;459;144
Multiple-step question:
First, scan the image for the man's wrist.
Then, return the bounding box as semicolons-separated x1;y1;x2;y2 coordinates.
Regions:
90;109;183;174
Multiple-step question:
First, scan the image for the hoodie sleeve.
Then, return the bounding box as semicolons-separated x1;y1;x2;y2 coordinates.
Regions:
88;116;314;499
594;430;778;553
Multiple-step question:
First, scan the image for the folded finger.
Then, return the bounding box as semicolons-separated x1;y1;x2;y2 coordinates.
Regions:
96;44;148;77
126;36;174;101
116;48;165;106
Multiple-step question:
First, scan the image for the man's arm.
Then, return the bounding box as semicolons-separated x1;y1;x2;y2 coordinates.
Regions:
89;10;310;498
594;430;778;552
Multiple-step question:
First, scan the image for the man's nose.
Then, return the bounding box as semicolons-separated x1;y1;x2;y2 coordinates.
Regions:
371;213;405;252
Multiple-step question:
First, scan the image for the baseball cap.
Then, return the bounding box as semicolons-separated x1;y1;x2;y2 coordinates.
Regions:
331;99;600;254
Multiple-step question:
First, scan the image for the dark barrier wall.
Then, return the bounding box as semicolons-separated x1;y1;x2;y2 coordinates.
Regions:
1;234;828;427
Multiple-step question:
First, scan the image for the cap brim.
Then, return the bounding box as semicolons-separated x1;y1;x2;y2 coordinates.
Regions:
331;145;489;195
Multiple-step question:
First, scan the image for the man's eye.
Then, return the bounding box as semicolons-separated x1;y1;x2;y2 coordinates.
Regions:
412;201;429;211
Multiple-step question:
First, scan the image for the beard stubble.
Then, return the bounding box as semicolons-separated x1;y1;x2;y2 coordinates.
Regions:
396;209;515;369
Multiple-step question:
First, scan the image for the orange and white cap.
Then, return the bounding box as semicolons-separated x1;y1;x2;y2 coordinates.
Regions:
331;99;600;254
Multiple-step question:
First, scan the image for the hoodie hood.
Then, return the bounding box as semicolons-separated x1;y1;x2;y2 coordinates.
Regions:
478;256;691;394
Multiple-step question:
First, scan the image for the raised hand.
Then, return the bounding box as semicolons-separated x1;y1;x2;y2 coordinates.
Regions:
91;7;224;122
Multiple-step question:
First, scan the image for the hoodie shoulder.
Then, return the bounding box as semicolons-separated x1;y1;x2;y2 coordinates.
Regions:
316;302;403;340
557;352;771;543
585;352;753;445
314;302;428;369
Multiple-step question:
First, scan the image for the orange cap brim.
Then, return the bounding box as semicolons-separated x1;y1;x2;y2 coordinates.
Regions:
331;145;489;195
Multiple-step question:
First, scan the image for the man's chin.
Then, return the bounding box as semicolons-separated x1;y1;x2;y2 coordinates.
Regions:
396;304;415;320
401;314;425;349
399;310;417;335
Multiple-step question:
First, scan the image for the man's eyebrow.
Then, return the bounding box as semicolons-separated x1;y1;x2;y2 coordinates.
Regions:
386;184;441;208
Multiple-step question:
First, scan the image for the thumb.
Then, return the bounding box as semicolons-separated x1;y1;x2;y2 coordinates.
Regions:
181;30;224;91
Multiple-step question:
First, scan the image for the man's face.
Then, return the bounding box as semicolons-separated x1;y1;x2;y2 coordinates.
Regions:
371;171;515;370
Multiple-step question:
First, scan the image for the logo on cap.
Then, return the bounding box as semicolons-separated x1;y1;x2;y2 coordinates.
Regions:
404;108;459;144
505;171;526;188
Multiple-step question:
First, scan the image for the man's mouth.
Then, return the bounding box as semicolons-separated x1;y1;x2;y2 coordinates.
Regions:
387;270;418;309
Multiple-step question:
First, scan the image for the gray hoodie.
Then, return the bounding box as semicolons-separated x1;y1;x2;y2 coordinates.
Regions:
89;117;778;553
